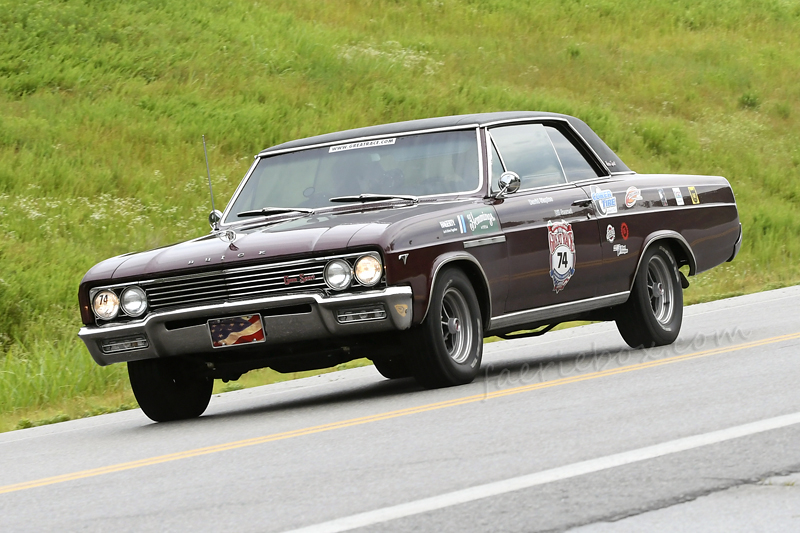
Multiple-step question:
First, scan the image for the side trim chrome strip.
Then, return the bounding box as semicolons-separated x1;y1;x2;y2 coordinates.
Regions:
489;292;630;331
628;202;736;214
593;202;736;221
464;235;506;249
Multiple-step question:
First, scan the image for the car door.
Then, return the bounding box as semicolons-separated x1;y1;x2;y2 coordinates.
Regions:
487;122;604;315
544;122;635;301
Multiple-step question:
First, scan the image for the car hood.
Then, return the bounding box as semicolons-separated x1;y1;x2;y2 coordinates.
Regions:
83;200;475;282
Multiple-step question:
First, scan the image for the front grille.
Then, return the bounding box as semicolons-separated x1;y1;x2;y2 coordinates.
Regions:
142;254;381;312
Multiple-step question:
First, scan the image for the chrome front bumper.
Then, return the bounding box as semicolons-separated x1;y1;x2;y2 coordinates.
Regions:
78;287;413;366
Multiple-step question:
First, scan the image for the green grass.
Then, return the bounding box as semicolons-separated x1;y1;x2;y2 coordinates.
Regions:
2;0;800;430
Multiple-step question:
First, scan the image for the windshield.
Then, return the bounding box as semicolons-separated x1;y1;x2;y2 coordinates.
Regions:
224;129;480;221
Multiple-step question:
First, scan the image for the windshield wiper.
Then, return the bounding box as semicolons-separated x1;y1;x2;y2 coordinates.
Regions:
237;207;315;218
328;194;418;204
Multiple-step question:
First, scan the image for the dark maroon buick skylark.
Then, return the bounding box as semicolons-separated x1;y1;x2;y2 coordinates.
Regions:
78;112;741;422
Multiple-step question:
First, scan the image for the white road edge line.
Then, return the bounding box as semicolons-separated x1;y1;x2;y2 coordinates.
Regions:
284;411;800;533
685;292;799;317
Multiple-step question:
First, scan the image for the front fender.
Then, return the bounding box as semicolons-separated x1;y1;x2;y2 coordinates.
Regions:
421;251;493;328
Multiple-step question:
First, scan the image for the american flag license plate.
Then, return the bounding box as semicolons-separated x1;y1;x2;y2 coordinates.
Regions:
208;314;266;348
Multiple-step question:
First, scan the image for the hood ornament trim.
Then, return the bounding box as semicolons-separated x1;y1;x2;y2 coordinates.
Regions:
216;229;238;244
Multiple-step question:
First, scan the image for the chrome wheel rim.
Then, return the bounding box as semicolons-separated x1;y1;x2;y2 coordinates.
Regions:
647;255;674;325
440;287;473;363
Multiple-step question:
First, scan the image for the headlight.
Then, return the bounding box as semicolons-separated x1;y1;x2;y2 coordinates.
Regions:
92;290;120;320
354;255;382;286
324;259;353;290
120;286;148;317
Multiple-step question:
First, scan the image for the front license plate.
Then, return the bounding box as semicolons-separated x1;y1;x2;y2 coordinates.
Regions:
208;314;266;348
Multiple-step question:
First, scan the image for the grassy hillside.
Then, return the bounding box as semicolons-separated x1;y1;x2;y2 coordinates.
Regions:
2;0;799;428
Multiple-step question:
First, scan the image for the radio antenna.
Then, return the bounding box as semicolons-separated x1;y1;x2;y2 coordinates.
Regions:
202;135;219;230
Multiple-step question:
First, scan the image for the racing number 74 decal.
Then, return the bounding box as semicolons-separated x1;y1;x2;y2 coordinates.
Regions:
548;220;576;293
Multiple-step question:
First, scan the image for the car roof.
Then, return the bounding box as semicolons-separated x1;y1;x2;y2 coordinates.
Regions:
259;111;630;173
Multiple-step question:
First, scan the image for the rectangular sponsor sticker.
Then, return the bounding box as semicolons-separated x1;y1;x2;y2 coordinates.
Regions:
440;210;499;236
464;207;499;235
439;218;460;234
672;187;685;206
329;138;396;153
458;215;467;234
590;185;618;216
688;186;700;204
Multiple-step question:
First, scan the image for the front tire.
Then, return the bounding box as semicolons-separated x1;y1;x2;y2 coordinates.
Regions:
372;356;412;380
616;244;683;348
409;268;483;388
128;358;213;422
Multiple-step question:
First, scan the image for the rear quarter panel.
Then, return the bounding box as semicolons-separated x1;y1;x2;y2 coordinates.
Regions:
585;174;739;296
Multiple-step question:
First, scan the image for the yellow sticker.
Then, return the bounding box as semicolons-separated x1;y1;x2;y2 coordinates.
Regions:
688;186;700;205
394;304;408;317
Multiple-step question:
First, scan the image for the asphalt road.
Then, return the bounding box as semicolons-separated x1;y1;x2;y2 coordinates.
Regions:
2;285;799;532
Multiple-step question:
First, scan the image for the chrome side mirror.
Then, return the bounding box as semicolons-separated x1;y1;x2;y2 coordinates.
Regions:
494;171;521;198
208;210;223;231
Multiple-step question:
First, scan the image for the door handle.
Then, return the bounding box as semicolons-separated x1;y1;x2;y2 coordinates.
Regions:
571;198;593;208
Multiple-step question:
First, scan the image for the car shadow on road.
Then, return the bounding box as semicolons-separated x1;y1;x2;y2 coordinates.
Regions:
200;372;425;421
131;344;665;429
201;345;647;423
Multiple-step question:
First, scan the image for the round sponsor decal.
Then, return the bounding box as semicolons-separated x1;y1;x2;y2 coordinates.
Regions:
621;222;629;240
606;224;615;243
548;220;576;293
625;186;642;208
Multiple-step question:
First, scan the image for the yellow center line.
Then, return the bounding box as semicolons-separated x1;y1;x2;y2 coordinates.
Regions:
2;331;799;495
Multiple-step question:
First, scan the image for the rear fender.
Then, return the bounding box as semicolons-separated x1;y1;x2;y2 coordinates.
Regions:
631;231;697;292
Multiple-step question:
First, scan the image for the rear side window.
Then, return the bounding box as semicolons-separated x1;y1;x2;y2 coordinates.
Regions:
489;124;566;189
544;126;602;182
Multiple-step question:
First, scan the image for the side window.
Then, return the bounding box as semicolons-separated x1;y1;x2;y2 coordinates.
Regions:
489;141;505;192
489;124;566;189
545;126;602;182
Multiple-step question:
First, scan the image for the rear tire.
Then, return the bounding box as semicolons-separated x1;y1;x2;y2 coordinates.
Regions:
409;268;483;388
128;358;213;422
616;244;683;348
